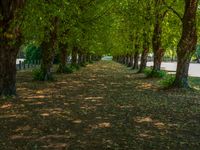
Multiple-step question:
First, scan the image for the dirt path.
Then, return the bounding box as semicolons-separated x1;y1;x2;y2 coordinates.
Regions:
0;61;200;149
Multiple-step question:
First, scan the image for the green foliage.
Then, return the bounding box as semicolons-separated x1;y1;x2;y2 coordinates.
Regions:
32;68;45;81
32;68;54;81
143;68;152;76
160;74;175;88
144;68;167;78
57;65;73;74
70;64;81;71
25;44;41;61
80;63;88;67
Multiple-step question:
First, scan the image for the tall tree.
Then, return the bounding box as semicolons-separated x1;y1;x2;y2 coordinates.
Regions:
172;0;198;88
0;0;26;96
151;0;167;72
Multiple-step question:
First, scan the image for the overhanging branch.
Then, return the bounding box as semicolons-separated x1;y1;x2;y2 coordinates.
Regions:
163;0;183;22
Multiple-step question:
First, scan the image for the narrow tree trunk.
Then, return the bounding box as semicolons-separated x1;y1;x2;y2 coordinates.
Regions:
152;0;165;72
0;47;18;96
139;47;149;73
86;53;91;63
71;46;78;66
57;44;68;73
139;34;150;73
78;52;82;65
83;53;87;64
133;51;139;70
153;48;164;71
41;42;54;80
0;0;25;96
128;54;134;67
172;0;198;88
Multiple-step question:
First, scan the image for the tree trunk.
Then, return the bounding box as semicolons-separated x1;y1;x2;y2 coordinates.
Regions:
72;46;78;66
0;47;18;96
41;42;54;80
139;31;150;73
173;0;198;88
139;47;149;73
128;54;134;67
152;0;165;72
133;51;139;70
0;0;26;96
57;44;68;73
86;53;91;63
153;48;164;71
40;18;58;80
78;52;82;65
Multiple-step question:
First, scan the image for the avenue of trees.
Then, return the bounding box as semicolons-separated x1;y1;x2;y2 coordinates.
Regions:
0;0;200;96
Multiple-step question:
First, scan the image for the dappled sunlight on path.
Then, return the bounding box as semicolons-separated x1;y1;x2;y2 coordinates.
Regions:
0;61;200;149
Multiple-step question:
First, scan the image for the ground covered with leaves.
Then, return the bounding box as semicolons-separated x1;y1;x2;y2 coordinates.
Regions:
0;61;200;150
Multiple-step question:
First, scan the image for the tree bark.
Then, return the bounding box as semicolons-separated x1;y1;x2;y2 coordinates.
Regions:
152;0;165;72
41;42;54;80
139;47;149;73
86;53;91;62
57;44;68;73
40;18;58;80
139;31;150;73
71;46;78;66
133;51;139;70
0;47;18;95
172;0;198;88
128;54;134;67
0;0;25;96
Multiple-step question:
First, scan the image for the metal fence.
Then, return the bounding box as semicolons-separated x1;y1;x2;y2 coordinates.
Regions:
16;60;40;71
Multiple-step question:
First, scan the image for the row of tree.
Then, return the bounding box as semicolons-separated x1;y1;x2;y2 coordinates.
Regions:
110;0;199;88
0;0;199;96
0;0;110;96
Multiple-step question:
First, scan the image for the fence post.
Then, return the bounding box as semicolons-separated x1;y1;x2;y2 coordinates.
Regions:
28;61;30;68
31;60;33;67
23;61;26;69
19;61;22;70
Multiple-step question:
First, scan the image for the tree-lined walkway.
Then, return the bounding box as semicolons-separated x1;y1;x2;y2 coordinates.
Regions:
0;61;200;149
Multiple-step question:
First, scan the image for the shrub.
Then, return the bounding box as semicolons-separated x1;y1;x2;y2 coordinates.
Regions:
70;64;80;71
33;69;44;81
57;65;73;74
32;68;54;81
80;63;87;67
88;60;93;64
160;74;175;88
143;68;152;76
144;68;167;78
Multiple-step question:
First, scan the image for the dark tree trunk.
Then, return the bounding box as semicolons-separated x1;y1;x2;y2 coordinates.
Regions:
122;56;125;64
72;46;78;66
83;53;87;64
139;47;149;73
78;52;82;65
153;48;164;71
0;47;18;96
173;0;198;88
41;42;54;80
0;0;25;96
86;53;91;62
40;18;58;80
126;55;131;66
57;44;68;73
128;54;134;67
139;31;150;73
152;0;165;72
133;51;139;70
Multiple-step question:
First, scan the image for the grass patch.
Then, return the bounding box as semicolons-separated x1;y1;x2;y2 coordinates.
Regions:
160;74;175;88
